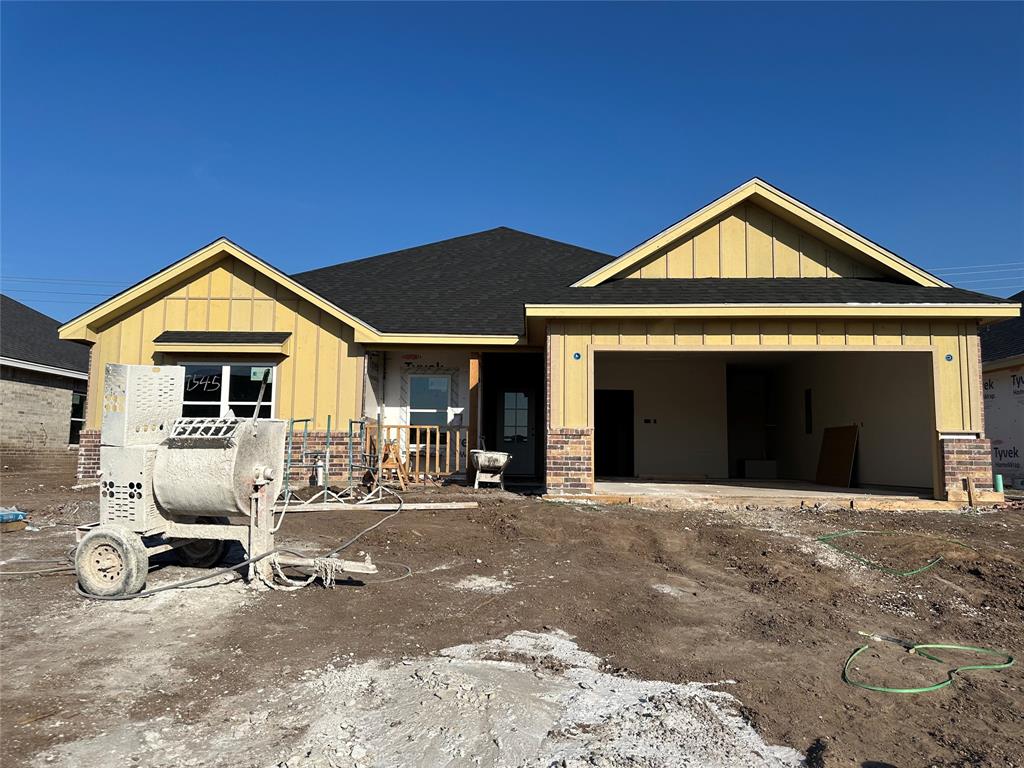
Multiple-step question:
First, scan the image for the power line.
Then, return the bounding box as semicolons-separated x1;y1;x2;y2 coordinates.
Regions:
947;277;1024;286
3;298;98;304
929;261;1024;273
2;288;114;297
931;267;1024;277
1;276;133;286
944;282;1021;290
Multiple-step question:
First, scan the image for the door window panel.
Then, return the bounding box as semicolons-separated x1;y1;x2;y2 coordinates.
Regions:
502;391;529;443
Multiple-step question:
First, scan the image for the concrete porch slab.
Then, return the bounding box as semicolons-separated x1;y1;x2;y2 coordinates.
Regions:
550;479;970;511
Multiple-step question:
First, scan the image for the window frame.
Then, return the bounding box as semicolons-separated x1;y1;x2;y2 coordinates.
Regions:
180;362;277;419
68;391;86;445
407;373;452;432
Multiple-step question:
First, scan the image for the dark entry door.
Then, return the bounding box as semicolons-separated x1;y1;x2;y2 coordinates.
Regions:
595;389;634;478
499;388;536;476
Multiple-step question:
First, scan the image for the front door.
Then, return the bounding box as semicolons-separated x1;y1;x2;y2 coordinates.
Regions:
499;389;535;475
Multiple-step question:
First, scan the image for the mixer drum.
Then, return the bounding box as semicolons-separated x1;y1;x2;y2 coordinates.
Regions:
153;418;287;516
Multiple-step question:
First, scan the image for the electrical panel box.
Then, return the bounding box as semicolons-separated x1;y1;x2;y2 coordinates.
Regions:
99;445;162;532
101;364;184;447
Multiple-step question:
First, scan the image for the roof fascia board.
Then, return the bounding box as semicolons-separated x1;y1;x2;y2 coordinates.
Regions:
525;302;1020;320
0;356;89;380
352;329;523;345
749;183;947;287
58;238;385;342
572;179;948;289
572;179;757;287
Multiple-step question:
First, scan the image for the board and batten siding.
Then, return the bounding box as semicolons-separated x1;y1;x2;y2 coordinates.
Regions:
547;318;983;437
83;256;363;430
623;203;883;280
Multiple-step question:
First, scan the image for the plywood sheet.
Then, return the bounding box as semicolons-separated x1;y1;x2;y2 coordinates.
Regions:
815;424;859;488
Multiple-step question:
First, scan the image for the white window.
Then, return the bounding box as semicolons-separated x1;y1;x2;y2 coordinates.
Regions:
408;374;450;431
182;363;274;418
68;391;86;445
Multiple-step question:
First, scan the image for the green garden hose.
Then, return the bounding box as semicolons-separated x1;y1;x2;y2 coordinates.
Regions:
817;529;973;576
843;633;1014;694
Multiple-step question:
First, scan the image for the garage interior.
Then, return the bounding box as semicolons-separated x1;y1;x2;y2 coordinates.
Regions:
593;350;936;496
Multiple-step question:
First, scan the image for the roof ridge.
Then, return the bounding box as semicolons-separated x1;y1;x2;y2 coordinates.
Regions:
292;227;612;278
292;227;513;276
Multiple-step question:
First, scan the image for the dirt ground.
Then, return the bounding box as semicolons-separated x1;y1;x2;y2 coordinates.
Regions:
1;467;1022;767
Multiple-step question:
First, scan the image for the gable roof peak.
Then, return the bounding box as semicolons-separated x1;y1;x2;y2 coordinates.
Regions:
571;178;949;289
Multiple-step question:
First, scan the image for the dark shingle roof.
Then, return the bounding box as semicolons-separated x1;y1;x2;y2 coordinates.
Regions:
154;331;291;344
542;278;1013;306
291;227;614;335
291;227;1014;335
980;290;1024;363
0;294;90;373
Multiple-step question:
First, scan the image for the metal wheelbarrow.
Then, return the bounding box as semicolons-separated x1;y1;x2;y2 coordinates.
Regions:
470;449;512;490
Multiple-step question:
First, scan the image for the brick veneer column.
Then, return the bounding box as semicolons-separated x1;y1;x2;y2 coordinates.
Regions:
545;428;594;493
543;327;594;494
76;429;101;481
941;437;994;502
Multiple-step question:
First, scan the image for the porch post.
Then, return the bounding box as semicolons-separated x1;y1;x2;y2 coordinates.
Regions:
467;352;480;483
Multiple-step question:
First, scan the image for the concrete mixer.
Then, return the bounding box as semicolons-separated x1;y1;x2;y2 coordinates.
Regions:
75;364;376;596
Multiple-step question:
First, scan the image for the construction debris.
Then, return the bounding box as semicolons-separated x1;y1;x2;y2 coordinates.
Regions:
32;631;803;768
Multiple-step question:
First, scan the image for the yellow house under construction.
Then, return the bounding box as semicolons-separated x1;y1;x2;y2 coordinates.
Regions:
60;179;1019;501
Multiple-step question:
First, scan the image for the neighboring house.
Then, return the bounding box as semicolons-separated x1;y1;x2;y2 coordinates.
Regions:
58;179;1019;501
980;289;1024;489
1;294;89;470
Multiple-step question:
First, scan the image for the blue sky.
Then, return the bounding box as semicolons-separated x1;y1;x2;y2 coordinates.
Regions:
2;1;1022;320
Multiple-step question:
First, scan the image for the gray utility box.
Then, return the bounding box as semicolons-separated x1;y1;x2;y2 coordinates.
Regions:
101;363;184;448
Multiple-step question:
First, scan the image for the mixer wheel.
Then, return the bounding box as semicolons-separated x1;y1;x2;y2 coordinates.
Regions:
176;539;227;568
76;526;148;596
175;516;228;568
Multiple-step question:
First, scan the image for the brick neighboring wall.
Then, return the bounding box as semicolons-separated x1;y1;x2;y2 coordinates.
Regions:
76;429;101;480
1;365;83;472
942;437;993;502
545;427;594;493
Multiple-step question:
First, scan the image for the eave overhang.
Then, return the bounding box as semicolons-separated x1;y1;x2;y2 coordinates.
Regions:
0;356;89;380
525;302;1021;320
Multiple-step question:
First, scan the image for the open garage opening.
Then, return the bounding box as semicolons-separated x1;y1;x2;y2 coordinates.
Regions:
593;349;937;498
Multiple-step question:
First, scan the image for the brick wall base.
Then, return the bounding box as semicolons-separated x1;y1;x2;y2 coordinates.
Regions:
942;437;994;502
284;431;363;486
545;427;593;494
76;428;364;487
76;429;101;481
